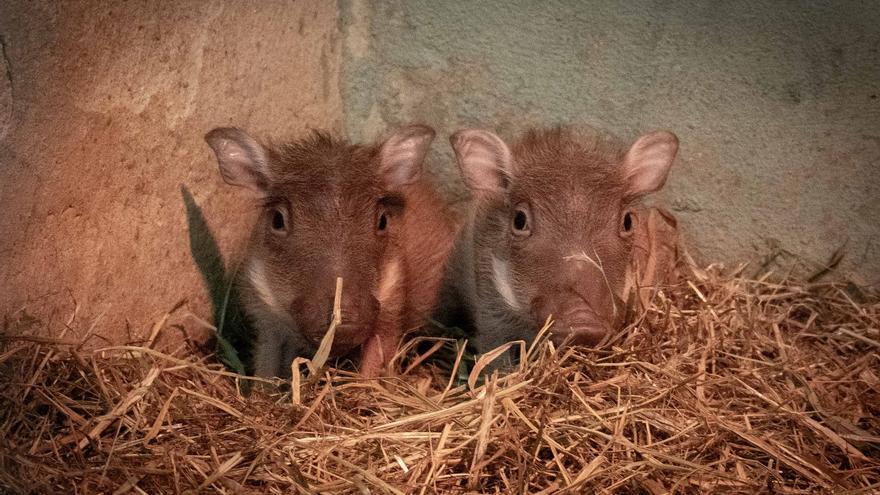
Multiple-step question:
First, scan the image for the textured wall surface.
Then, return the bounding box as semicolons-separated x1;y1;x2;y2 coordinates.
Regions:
0;1;343;341
2;1;879;342
340;0;880;284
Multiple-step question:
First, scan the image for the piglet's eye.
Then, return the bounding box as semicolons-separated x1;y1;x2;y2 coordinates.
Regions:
514;211;527;230
376;210;389;235
270;208;287;234
511;203;532;237
621;212;633;235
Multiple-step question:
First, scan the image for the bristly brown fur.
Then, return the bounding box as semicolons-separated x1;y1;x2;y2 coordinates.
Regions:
267;130;380;191
512;126;629;200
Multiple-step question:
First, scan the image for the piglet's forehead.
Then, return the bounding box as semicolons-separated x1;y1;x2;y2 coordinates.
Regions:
510;131;628;195
269;161;383;192
511;127;625;167
267;132;382;187
270;174;383;200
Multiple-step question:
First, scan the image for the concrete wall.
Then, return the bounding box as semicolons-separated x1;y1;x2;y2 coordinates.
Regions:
2;1;878;342
0;1;343;341
340;0;880;285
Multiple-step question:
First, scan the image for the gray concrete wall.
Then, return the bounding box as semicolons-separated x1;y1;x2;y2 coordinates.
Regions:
340;0;880;284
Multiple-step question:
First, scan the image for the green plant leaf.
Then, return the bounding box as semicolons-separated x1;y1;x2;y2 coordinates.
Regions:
181;185;252;373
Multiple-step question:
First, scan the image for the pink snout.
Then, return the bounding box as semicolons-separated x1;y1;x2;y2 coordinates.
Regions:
533;296;613;347
293;293;380;354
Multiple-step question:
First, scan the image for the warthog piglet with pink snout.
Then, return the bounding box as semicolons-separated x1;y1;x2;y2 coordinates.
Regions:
443;126;679;367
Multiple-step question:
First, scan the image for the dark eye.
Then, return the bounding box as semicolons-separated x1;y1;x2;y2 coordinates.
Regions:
511;203;532;237
270;208;287;233
622;212;633;234
513;211;527;230
377;212;388;231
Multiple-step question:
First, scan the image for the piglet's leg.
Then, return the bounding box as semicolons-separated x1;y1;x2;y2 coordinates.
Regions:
360;331;395;378
360;305;403;378
361;298;403;378
253;326;285;378
360;258;405;378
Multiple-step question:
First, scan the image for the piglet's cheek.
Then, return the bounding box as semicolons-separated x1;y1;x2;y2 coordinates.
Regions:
530;295;555;327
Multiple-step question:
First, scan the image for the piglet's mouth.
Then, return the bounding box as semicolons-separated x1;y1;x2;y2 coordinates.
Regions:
305;323;372;355
548;309;610;347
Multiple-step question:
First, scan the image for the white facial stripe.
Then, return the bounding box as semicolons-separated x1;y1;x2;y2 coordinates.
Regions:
248;259;280;312
377;259;402;304
491;255;521;310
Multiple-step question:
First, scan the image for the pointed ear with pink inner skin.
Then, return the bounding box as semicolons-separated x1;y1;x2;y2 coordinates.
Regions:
450;129;512;197
378;124;436;189
204;127;271;192
623;130;679;196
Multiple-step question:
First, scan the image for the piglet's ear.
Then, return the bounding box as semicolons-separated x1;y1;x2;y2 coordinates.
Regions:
378;124;436;189
204;127;270;192
623;130;679;196
450;129;512;196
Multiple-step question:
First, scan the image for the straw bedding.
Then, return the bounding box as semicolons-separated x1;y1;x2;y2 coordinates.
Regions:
1;265;878;494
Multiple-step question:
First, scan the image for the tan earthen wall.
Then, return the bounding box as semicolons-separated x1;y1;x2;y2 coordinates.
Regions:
0;1;343;342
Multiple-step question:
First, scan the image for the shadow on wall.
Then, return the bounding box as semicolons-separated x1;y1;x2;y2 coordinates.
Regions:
181;186;252;375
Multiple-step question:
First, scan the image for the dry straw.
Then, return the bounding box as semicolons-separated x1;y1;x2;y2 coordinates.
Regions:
1;263;878;494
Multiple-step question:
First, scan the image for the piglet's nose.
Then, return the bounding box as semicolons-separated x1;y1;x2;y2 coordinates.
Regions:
330;295;380;326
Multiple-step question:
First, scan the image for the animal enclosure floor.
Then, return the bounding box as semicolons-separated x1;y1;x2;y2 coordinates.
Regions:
1;266;878;494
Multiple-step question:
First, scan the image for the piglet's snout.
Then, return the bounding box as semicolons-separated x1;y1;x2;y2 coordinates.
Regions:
325;294;380;352
533;295;611;347
551;307;610;346
543;257;624;345
336;295;380;328
291;290;380;353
